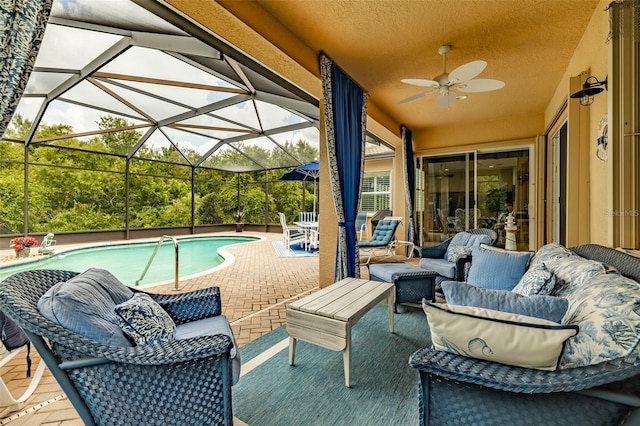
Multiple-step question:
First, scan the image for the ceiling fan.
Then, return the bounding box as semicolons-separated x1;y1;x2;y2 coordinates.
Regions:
399;45;505;109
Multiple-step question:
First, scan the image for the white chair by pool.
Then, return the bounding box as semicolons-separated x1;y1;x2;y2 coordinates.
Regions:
298;211;316;223
279;213;306;251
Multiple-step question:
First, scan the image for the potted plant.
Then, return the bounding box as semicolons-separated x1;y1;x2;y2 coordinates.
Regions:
234;210;245;232
10;236;39;258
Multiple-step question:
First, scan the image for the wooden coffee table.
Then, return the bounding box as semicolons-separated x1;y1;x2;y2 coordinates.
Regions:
286;277;395;387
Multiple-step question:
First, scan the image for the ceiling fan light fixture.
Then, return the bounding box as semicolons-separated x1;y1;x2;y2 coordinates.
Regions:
398;45;504;108
570;75;607;106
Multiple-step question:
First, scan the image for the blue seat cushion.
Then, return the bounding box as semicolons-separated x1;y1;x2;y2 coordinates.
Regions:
38;268;134;347
359;220;398;247
176;315;241;385
420;258;457;279
467;245;533;291
368;262;426;282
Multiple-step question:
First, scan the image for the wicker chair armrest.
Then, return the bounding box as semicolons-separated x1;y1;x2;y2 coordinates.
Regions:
148;287;222;325
391;270;439;280
415;238;452;258
409;347;640;394
54;333;234;366
454;255;472;281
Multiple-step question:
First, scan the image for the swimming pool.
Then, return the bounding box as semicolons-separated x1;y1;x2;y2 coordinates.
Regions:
0;236;259;287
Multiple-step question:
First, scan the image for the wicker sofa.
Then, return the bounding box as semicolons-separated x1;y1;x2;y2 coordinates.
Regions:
0;269;237;426
410;243;640;426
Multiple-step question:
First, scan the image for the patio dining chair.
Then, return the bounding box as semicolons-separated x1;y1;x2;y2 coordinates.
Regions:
355;211;368;240
298;211;316;223
279;212;306;250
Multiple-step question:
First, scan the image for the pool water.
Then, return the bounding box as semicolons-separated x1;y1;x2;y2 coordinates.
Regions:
0;236;258;286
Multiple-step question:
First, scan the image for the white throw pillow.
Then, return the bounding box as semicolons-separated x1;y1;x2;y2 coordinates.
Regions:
423;302;578;371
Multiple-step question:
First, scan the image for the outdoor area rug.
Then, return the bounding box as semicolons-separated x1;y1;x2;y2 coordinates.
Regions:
233;304;430;425
271;240;318;257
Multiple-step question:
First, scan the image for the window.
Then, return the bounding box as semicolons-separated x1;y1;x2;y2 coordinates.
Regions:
360;172;391;212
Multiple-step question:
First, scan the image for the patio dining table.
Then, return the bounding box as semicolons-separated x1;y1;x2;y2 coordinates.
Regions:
294;221;318;251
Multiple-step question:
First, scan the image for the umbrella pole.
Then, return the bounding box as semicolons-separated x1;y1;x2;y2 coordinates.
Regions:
302;182;306;212
313;181;317;217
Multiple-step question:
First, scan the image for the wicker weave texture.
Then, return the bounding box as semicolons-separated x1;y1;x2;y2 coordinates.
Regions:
410;244;640;426
0;269;235;426
422;374;629;426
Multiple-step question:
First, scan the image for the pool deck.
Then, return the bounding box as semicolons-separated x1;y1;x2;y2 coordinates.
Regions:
0;231;413;425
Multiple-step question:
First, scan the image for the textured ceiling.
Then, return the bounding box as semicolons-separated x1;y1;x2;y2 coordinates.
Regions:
219;0;601;132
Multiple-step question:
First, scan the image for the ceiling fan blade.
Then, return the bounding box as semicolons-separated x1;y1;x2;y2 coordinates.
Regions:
448;60;487;84
398;89;436;105
401;78;440;88
436;91;457;109
456;78;505;93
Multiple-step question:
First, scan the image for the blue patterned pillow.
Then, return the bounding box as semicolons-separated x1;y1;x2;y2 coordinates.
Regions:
529;243;575;269
547;256;608;297
467;244;533;291
559;273;640;368
115;293;176;345
512;262;556;296
443;281;568;323
446;244;472;263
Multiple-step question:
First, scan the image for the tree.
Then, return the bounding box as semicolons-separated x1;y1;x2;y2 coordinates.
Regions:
485;186;508;220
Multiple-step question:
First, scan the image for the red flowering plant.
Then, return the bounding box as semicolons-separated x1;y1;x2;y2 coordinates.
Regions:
10;236;39;251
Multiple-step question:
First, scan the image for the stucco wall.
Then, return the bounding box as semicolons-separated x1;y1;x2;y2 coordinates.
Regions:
544;0;610;245
166;0;612;284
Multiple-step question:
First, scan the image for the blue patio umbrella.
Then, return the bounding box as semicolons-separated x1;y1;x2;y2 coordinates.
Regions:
280;160;319;215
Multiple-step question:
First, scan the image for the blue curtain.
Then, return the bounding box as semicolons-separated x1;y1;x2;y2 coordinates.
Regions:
320;54;368;280
401;125;416;255
0;0;52;136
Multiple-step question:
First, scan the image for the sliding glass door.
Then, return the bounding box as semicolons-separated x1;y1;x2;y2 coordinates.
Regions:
416;148;532;249
417;153;475;244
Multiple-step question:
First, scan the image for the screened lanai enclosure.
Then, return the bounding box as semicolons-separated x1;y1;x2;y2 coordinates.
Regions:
0;0;393;238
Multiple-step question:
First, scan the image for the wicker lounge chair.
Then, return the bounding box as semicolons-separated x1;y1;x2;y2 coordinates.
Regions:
0;270;235;426
414;228;498;284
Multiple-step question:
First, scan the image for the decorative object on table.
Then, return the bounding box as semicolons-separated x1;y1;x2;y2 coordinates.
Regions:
504;212;518;250
234;210;244;232
9;236;38;258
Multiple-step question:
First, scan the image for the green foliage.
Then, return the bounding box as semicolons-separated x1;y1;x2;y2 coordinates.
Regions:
1;114;319;234
484;187;508;218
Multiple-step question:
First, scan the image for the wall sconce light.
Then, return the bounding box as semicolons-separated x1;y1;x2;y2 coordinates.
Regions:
570;76;608;106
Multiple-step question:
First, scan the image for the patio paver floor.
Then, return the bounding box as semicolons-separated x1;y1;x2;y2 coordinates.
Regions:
0;231;414;425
